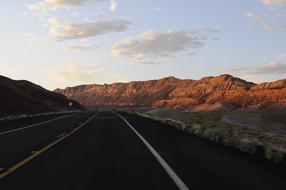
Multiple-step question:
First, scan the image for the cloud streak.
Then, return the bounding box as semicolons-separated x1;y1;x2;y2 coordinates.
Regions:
48;17;131;41
54;63;128;87
153;6;162;12
29;0;106;13
262;0;286;6
227;61;286;83
63;43;101;52
110;0;117;11
246;1;286;32
245;12;261;19
112;29;217;64
229;62;286;76
261;23;273;30
247;62;286;74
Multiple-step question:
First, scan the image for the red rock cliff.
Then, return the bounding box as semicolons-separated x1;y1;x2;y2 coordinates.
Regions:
55;75;286;111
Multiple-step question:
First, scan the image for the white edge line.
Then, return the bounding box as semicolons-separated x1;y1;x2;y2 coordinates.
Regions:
0;113;79;135
114;112;190;190
0;113;98;180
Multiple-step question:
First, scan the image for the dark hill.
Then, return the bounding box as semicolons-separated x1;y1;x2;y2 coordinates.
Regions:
0;75;84;117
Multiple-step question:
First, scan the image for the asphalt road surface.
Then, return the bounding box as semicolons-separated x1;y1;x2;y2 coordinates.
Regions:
0;111;285;190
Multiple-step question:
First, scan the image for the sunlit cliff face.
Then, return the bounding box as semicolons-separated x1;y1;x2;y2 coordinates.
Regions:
55;75;286;111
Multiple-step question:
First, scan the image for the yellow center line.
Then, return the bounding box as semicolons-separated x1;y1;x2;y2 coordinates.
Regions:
0;113;98;180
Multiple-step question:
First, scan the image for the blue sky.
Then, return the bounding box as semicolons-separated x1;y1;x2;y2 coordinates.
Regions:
0;0;285;90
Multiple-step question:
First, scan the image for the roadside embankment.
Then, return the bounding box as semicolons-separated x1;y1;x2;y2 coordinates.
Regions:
126;108;286;163
0;110;81;122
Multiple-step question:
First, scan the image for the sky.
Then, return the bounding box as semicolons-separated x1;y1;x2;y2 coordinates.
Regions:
0;0;286;90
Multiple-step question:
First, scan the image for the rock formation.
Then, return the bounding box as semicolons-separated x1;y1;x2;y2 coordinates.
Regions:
55;75;286;111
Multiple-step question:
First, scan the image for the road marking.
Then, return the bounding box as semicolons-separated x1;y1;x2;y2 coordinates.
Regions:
114;112;190;190
0;114;78;135
0;113;98;180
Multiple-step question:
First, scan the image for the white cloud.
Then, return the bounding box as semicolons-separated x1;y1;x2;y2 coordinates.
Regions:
247;2;286;32
229;62;286;76
245;12;261;19
29;0;106;13
262;0;286;6
110;0;117;12
261;23;274;30
48;17;131;41
56;63;103;84
274;53;286;60
153;6;162;12
112;29;217;64
247;61;286;74
94;11;104;18
63;43;101;52
228;61;286;83
54;63;128;87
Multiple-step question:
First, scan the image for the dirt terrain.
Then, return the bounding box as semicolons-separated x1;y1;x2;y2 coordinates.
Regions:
222;112;286;136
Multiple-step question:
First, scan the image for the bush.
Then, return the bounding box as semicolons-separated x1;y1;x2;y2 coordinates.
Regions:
202;129;211;139
264;144;273;160
271;151;284;163
191;124;204;135
264;144;285;163
239;138;256;154
224;134;240;148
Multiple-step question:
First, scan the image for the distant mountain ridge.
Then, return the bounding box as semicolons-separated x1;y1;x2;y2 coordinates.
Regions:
0;75;84;117
55;75;286;111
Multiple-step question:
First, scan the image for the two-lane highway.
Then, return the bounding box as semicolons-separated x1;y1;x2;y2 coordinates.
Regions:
0;113;73;134
0;111;95;176
0;111;285;190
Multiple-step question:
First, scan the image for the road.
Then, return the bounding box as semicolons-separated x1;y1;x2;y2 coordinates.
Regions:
0;111;285;190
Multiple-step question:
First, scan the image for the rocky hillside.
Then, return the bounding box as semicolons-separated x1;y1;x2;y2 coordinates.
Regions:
55;75;286;111
0;75;84;117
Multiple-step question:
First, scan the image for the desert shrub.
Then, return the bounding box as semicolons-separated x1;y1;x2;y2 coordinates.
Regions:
191;124;204;136
164;118;184;130
211;129;223;143
202;129;220;142
179;122;187;131
202;129;211;139
264;144;273;160
264;144;285;163
224;134;240;148
271;151;284;163
264;146;285;162
187;126;194;134
239;138;256;154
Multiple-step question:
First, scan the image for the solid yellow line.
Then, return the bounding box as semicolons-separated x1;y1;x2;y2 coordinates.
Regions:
0;113;97;179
